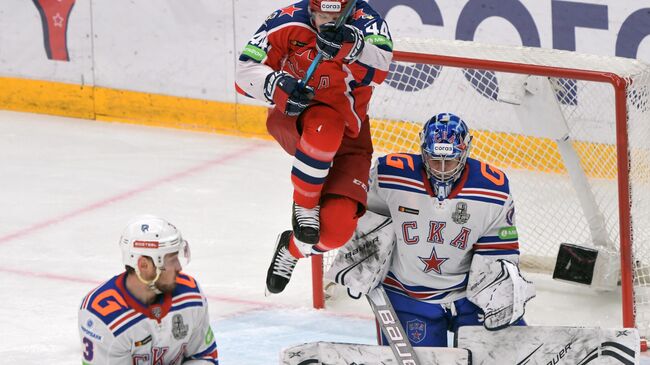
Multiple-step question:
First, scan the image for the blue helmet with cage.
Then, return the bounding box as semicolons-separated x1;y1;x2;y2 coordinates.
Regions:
420;113;473;200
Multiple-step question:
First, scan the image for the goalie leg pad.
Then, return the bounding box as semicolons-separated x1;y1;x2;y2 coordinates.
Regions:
467;255;535;330
457;326;640;365
281;341;471;365
324;210;395;296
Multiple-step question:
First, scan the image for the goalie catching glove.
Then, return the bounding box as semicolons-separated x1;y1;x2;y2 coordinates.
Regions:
264;71;315;116
467;255;536;331
316;22;364;63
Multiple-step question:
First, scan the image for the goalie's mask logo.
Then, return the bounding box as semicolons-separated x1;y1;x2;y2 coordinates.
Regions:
420;112;472;200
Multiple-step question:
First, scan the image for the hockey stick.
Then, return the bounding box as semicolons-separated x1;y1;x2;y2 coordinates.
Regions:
367;286;422;365
298;0;358;88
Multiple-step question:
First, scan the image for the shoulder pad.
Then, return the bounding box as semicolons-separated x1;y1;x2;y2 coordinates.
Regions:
457;158;511;206
172;273;205;310
376;153;428;194
80;276;146;336
377;153;423;178
264;2;312;30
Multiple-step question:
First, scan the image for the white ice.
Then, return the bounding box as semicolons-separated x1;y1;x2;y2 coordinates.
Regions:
0;110;646;364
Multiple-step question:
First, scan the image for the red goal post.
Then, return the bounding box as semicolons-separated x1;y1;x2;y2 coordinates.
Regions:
311;38;650;339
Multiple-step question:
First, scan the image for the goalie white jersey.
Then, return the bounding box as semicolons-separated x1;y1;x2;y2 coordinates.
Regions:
368;153;520;304
78;272;218;364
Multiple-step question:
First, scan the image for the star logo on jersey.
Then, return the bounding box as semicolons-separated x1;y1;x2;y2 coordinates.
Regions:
279;5;301;17
419;248;448;274
352;8;372;20
407;319;426;344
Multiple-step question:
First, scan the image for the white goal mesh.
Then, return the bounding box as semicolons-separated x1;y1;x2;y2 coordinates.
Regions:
316;38;650;338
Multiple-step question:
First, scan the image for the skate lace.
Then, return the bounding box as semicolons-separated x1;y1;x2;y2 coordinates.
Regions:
294;205;320;229
273;247;298;280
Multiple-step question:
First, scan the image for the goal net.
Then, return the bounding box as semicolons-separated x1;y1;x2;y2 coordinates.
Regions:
311;38;650;338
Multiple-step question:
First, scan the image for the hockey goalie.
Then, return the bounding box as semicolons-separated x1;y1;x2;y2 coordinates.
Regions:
282;112;641;364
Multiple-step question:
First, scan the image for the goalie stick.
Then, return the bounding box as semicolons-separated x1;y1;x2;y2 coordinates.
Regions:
299;0;357;88
367;286;422;365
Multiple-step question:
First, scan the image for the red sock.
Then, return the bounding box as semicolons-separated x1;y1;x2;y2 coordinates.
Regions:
291;105;345;208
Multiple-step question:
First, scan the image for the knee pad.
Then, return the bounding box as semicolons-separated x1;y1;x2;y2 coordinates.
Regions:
318;196;359;250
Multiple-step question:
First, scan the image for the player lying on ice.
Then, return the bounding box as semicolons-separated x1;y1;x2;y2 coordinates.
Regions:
78;216;218;364
234;0;393;295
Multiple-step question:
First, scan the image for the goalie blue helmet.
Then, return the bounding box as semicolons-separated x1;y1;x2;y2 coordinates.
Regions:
420;112;473;200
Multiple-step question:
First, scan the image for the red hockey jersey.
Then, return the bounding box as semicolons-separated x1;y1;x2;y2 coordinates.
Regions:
236;0;393;138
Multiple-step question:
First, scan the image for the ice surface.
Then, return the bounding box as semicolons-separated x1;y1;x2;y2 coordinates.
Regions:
0;111;646;364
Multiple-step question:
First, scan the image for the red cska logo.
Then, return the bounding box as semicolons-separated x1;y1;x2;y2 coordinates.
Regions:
32;0;76;61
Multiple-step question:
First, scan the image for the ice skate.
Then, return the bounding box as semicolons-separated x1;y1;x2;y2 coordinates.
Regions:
265;230;298;295
292;202;320;245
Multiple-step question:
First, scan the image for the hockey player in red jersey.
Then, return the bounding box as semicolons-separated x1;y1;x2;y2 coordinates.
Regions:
236;0;393;294
78;216;218;364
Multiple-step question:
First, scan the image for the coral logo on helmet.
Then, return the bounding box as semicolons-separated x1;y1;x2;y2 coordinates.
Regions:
133;240;159;249
141;224;149;233
320;1;342;12
433;143;454;155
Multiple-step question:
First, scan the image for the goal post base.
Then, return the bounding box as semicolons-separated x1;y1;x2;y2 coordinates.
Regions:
553;243;619;291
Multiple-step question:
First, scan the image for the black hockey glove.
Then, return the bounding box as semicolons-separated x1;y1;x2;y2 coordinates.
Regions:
264;71;315;117
316;22;365;63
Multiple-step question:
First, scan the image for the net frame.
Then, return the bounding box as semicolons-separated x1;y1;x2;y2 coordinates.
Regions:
310;38;650;336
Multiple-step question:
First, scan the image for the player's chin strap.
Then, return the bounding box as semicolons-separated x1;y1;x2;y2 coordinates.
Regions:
135;268;163;295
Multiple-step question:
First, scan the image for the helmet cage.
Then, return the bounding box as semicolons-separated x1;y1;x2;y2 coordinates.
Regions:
420;113;472;185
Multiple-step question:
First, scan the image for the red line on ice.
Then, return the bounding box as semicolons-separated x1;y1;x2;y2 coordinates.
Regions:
0;143;266;245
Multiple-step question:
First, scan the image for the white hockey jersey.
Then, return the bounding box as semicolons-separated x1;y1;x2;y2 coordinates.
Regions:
368;153;520;304
78;272;218;365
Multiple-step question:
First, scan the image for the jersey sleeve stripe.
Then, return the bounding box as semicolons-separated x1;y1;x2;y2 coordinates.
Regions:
171;301;204;312
172;293;203;303
474;249;520;256
459;188;509;200
473;243;519;250
455;195;507;206
477;235;518;243
378;175;427;193
235;82;254;98
266;21;315;37
110;312;147;336
378;175;424;188
378;183;428;194
191;342;218;360
108;309;138;330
